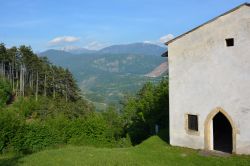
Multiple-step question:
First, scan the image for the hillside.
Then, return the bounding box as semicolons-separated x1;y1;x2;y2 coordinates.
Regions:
145;62;168;78
40;43;167;108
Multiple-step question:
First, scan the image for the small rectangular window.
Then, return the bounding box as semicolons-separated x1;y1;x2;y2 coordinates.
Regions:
188;114;198;131
226;38;234;47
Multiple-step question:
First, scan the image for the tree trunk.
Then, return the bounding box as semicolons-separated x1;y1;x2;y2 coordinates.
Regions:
19;65;22;96
31;72;33;91
53;75;55;99
3;62;5;77
65;84;68;102
36;72;38;101
44;74;47;97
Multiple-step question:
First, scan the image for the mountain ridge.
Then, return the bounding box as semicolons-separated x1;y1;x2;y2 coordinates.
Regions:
98;43;166;55
40;43;166;56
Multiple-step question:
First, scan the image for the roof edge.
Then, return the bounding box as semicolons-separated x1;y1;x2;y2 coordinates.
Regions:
165;3;250;45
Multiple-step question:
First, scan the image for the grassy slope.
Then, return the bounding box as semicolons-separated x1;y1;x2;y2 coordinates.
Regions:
1;136;250;166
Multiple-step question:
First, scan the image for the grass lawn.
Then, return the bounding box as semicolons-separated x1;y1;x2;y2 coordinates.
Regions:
1;136;250;166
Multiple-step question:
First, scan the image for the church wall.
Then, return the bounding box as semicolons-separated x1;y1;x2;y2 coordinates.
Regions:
168;6;250;154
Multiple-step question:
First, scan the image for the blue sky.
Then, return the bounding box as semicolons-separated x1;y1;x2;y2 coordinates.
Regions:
0;0;248;51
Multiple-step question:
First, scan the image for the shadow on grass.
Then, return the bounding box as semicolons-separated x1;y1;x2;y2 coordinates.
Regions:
157;128;169;143
0;155;23;166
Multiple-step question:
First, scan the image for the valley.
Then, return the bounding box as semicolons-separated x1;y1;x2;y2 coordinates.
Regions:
40;43;167;109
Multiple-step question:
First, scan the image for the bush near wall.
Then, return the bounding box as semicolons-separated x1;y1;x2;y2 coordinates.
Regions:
122;78;169;145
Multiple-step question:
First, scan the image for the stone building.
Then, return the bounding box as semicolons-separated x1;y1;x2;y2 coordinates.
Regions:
163;3;250;154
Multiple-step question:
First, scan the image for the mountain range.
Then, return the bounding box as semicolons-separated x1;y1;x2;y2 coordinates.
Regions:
55;43;166;55
39;43;167;109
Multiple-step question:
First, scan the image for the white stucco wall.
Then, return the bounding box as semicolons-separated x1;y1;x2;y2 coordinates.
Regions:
168;5;250;154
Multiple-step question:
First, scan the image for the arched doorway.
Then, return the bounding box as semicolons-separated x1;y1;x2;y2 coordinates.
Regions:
213;112;232;153
204;107;237;154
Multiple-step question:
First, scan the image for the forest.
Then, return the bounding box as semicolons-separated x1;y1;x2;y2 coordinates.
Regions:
0;43;80;103
0;43;169;154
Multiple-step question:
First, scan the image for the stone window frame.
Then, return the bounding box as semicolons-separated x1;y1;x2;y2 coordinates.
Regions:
185;113;200;136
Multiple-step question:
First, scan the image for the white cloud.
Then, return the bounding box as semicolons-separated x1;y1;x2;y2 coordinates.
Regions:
143;40;155;44
143;34;174;46
159;34;174;43
49;36;80;45
84;41;109;50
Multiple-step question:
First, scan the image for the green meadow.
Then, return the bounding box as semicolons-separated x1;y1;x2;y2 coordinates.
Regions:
1;136;249;166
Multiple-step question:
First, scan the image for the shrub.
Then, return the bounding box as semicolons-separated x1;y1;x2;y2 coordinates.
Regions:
12;121;63;153
66;113;115;147
0;110;24;153
9;96;94;120
0;98;130;153
44;115;70;143
0;78;12;106
24;122;62;151
11;97;40;118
